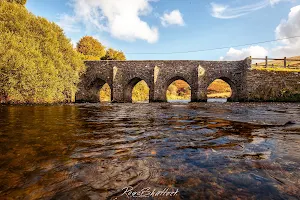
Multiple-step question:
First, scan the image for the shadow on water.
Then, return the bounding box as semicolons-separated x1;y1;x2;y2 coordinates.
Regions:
0;103;299;199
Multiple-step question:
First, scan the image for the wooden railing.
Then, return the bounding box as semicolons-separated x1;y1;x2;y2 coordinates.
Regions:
250;56;300;68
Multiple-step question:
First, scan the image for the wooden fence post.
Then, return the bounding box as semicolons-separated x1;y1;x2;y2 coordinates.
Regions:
265;56;268;67
284;57;287;68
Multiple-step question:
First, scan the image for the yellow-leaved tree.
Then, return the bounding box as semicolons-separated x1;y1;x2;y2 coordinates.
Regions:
6;0;27;5
0;1;85;103
77;36;106;61
102;48;126;61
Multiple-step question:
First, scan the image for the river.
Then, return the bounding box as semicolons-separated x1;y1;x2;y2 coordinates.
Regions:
0;102;300;199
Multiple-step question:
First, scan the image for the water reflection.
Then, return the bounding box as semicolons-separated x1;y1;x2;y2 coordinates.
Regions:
0;103;299;199
207;98;227;103
168;100;190;104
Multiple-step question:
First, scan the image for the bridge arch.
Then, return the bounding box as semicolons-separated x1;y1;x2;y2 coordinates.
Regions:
207;77;237;101
76;77;112;103
164;76;193;102
124;77;150;103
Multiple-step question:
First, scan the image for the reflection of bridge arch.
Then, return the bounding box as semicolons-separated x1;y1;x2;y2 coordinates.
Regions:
76;59;251;103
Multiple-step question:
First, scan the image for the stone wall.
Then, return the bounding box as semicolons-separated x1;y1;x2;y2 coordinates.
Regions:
246;70;300;101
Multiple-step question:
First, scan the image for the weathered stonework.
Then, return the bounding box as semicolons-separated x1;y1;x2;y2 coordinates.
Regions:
246;70;300;101
76;58;300;102
76;58;251;102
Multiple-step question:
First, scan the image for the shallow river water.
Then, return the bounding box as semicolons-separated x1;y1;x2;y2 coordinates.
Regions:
0;103;300;200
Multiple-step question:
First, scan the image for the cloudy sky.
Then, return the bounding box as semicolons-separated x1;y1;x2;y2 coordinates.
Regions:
27;0;300;60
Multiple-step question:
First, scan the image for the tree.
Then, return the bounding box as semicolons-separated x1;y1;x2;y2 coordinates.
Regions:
76;36;106;60
6;0;27;5
132;81;149;102
102;48;126;61
0;1;85;103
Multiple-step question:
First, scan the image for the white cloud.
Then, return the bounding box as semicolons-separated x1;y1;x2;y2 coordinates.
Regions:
210;0;285;19
160;10;185;27
58;0;159;43
221;4;300;60
272;5;300;57
220;46;268;61
57;14;80;33
269;0;284;5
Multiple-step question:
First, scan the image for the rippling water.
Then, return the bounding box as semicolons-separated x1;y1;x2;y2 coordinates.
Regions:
0;103;300;199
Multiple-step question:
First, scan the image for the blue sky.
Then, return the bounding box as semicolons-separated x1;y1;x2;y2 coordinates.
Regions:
26;0;300;60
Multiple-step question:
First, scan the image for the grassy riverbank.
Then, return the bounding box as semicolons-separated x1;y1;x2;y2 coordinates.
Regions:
252;56;300;72
251;66;300;72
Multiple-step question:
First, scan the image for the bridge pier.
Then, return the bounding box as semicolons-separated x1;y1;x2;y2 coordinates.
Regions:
197;87;208;102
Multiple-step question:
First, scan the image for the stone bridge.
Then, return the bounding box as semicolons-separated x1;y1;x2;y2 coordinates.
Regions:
76;58;252;102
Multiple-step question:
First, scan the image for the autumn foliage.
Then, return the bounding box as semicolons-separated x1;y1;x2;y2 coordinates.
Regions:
102;48;126;61
76;36;126;61
6;0;26;5
0;1;85;103
76;36;106;60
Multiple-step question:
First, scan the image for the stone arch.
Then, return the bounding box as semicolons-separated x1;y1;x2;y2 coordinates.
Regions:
124;77;150;103
76;78;112;103
207;77;237;101
164;76;193;102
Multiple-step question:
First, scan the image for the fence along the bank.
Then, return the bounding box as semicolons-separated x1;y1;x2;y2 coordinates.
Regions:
250;56;300;68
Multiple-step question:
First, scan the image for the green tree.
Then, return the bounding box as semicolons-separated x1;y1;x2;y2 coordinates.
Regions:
0;1;85;103
102;48;126;61
6;0;27;5
76;36;106;60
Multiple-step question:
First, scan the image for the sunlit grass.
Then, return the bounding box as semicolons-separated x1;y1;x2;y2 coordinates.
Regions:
251;56;300;72
167;94;190;100
251;66;300;72
207;92;232;98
